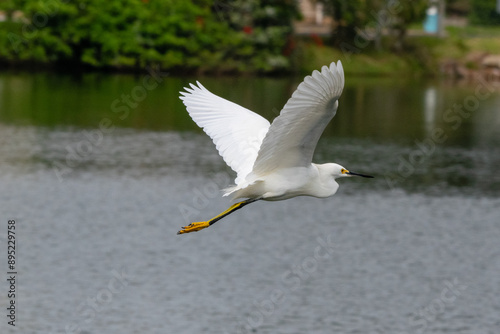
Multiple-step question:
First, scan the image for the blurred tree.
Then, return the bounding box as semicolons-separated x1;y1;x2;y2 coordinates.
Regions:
0;0;298;73
319;0;427;52
319;0;374;47
469;0;500;25
388;0;428;52
0;0;17;20
212;0;300;72
446;0;470;16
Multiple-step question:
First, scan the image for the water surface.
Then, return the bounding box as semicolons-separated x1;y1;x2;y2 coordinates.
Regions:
0;71;499;334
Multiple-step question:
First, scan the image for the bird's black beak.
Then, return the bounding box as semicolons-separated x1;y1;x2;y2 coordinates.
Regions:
346;171;374;178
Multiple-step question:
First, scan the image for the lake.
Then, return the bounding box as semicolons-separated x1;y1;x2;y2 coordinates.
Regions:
0;69;499;334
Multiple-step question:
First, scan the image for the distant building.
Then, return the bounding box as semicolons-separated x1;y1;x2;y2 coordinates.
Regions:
294;0;332;35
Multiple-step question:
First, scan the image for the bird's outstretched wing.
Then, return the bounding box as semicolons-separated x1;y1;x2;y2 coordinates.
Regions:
180;82;270;184
251;61;344;176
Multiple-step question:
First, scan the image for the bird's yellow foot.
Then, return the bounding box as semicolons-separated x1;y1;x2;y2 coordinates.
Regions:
177;221;210;235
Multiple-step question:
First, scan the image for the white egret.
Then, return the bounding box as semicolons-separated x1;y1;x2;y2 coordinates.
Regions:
178;60;373;234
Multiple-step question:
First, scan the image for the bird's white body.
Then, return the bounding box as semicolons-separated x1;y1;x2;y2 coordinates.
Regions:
227;163;341;201
178;60;373;234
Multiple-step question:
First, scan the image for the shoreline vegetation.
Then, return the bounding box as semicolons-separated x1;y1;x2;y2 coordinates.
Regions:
2;30;499;80
301;25;500;80
0;1;499;79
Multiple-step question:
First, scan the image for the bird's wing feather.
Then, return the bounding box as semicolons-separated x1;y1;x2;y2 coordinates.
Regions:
180;81;270;184
251;61;344;176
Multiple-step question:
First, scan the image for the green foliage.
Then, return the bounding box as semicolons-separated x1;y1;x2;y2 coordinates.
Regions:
469;0;500;26
212;0;299;72
301;43;415;76
0;0;298;73
387;0;427;51
320;0;381;45
319;0;427;51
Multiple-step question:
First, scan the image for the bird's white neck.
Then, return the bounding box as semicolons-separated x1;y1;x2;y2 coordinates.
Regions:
311;163;340;198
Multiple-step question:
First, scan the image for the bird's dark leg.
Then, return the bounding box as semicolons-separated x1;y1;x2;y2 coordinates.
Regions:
177;198;259;234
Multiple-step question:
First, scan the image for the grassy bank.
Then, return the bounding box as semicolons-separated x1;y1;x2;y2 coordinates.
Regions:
299;25;500;77
299;44;418;77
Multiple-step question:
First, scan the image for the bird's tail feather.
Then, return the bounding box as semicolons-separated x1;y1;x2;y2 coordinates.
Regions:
222;180;264;200
222;185;237;197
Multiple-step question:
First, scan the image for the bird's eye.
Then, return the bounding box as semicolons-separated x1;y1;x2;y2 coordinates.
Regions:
341;168;347;174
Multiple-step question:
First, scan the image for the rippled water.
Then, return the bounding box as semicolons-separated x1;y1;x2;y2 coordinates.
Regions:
1;72;500;334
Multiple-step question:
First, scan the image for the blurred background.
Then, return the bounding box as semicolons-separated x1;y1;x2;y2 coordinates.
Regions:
0;1;499;334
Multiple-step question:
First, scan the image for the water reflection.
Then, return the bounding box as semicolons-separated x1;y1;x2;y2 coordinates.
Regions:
424;86;438;135
0;71;499;197
1;71;500;334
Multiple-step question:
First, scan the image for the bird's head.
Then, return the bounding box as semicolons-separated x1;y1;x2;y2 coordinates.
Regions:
326;163;374;179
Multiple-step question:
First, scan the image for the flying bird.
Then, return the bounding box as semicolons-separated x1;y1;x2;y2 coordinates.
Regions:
178;60;373;234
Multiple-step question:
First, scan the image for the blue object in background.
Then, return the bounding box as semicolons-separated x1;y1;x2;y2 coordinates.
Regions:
423;6;439;33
